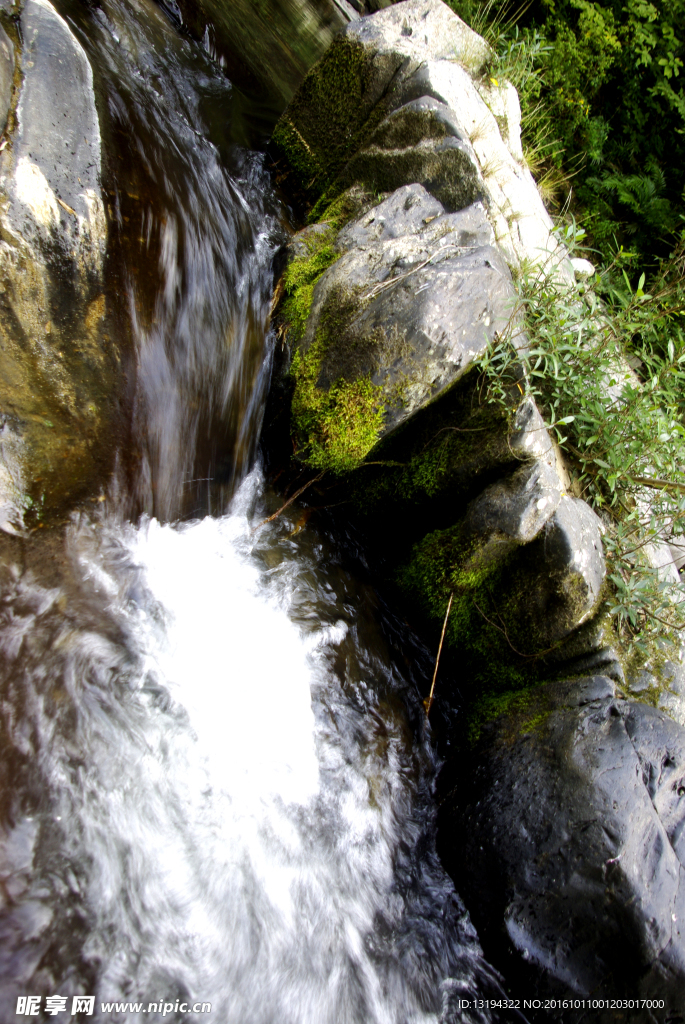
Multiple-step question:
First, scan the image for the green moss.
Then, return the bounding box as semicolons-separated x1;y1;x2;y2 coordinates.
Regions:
288;281;388;474
466;685;552;746
278;228;339;344
314;185;380;231
353;390;511;516
337;141;483;216
291;335;384;474
396;518;560;707
370;108;450;150
398;521;512;643
272;36;400;208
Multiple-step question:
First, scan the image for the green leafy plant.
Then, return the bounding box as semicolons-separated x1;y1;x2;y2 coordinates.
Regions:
448;0;685;262
481;227;685;651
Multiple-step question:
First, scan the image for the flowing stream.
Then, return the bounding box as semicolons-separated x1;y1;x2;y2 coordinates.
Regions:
0;1;515;1020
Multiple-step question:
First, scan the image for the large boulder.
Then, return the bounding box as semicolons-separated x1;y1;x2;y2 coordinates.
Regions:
272;0;570;275
440;675;685;1018
0;0;119;528
284;184;524;468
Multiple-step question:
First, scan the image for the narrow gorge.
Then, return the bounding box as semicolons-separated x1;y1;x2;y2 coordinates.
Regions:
0;0;683;1021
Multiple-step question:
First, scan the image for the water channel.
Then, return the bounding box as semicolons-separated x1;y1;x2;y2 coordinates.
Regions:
0;1;518;1019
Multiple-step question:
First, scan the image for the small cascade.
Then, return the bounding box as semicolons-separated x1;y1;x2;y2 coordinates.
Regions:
0;1;514;1020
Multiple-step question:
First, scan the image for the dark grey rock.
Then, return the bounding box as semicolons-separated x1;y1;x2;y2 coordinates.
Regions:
521;495;606;644
541;614;625;685
442;678;685;1017
274;0;566;269
422;203;495;249
336;185;494;252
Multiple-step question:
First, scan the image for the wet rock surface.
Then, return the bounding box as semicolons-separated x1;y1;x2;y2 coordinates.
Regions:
516;495;606;647
464;459;562;546
0;0;120;526
440;675;685;1019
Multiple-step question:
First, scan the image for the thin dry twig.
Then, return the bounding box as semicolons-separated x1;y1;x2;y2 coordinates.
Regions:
57;197;76;217
424;592;454;719
253;472;324;532
473;598;564;660
363;244;469;302
628;474;685;496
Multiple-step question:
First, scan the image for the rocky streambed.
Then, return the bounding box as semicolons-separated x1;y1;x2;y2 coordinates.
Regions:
0;0;683;1018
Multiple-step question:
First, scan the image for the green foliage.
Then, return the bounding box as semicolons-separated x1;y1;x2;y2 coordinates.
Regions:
447;0;685;261
481;227;685;651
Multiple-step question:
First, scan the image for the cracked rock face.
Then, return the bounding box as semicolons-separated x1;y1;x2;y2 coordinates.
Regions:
440;675;685;1017
0;0;120;527
298;183;523;437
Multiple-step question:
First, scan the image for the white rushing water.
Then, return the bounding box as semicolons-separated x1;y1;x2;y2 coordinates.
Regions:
0;471;505;1022
0;2;514;1020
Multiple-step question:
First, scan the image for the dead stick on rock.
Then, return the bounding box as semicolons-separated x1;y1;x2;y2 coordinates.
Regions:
252;472;324;532
424;591;454;719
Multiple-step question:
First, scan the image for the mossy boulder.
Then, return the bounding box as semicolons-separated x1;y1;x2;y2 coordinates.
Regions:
397;485;604;682
277;183;520;474
271;0;492;212
271;0;570;275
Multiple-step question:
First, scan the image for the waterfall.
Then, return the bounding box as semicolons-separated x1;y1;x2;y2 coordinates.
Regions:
0;1;515;1020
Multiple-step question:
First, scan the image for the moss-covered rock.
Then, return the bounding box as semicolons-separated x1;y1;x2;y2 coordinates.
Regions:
398;487;604;669
334;96;487;213
272;34;402;207
275;184;519;474
271;0;493;214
